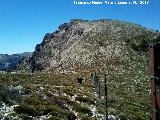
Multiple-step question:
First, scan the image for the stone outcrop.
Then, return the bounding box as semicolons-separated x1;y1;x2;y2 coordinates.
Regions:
18;19;159;73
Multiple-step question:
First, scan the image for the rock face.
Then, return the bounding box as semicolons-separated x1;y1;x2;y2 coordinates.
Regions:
0;52;32;72
18;19;159;73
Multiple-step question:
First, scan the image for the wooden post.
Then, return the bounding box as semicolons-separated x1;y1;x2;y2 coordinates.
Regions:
99;79;101;97
150;43;160;120
104;74;108;120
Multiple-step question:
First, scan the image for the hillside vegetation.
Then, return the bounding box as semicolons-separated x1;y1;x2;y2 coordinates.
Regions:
1;19;160;120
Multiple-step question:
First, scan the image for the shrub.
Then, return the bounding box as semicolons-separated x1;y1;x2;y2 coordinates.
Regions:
24;96;40;105
50;111;62;118
20;114;32;120
43;105;54;115
24;86;34;94
58;95;71;104
75;96;95;105
72;103;92;116
14;104;37;116
47;116;61;120
81;116;95;120
65;111;77;120
0;113;3;119
0;84;24;105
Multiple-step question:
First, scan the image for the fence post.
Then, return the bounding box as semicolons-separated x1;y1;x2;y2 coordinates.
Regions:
150;43;160;120
99;79;101;97
91;73;101;96
104;74;108;120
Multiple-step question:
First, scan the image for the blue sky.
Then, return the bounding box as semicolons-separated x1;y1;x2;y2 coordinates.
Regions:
0;0;160;54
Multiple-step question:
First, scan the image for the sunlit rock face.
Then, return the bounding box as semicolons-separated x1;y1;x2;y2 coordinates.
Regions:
18;19;159;73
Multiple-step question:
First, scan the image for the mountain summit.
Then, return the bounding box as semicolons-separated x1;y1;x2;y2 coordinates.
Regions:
18;19;159;73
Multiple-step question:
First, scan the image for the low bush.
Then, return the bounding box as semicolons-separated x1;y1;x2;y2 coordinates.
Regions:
65;111;77;120
24;96;41;105
72;103;92;116
75;96;95;105
20;114;32;120
14;104;37;116
47;116;61;120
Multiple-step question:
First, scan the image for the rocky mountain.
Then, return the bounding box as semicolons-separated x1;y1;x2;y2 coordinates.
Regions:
18;19;159;73
2;19;160;119
0;52;32;72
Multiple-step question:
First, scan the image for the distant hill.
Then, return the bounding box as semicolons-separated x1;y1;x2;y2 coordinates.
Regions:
0;52;32;72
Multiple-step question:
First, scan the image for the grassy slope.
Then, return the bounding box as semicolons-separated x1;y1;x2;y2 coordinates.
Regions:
0;73;98;120
0;55;151;120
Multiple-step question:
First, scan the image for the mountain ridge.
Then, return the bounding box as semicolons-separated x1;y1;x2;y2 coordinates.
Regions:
0;52;32;72
17;19;159;73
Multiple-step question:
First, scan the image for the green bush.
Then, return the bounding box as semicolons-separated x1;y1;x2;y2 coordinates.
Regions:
24;86;34;94
81;117;90;120
34;105;49;116
20;114;32;120
75;96;95;105
0;113;3;119
14;104;37;116
47;116;61;120
65;111;77;120
24;96;41;105
42;105;54;115
50;111;62;118
72;103;92;116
